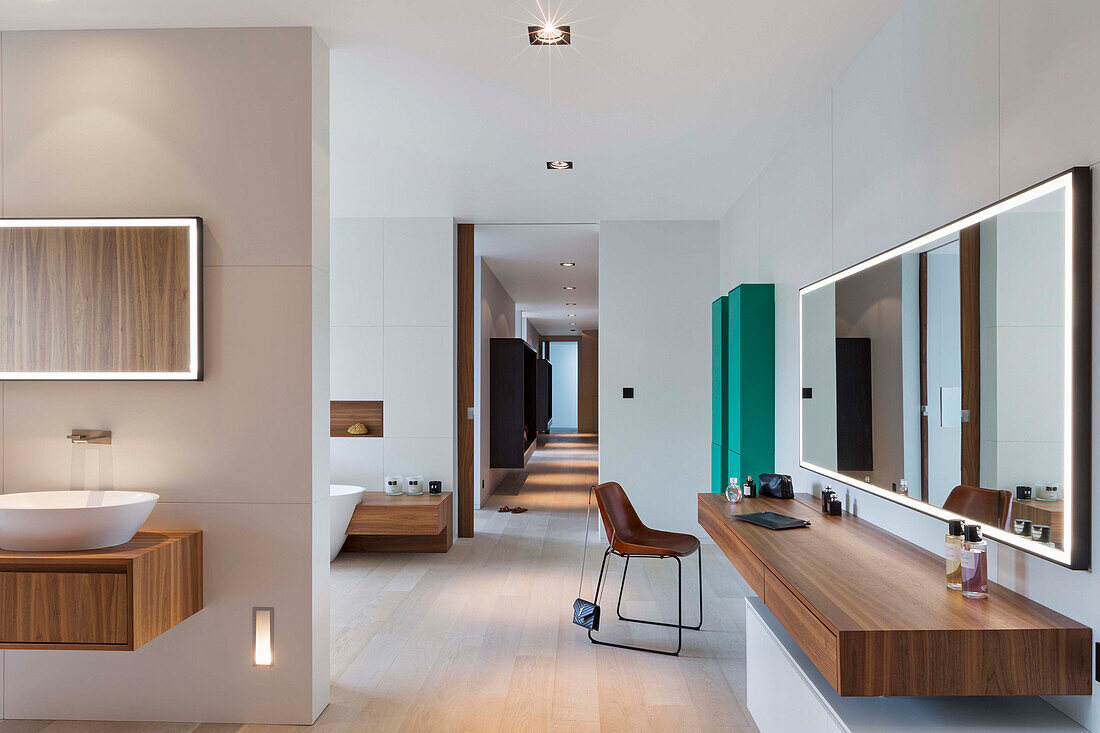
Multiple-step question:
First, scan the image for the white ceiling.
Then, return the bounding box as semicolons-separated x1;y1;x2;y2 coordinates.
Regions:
0;0;901;224
476;224;598;336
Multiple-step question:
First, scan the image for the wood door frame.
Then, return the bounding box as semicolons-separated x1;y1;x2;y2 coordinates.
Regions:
456;223;474;538
917;224;980;503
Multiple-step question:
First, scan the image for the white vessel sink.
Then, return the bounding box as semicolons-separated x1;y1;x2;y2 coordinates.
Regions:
0;490;159;552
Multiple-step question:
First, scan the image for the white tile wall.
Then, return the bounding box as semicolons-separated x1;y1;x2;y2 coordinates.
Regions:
382;218;456;327
329;217;456;513
383;327;454;438
331;327;384;400
330;218;384;327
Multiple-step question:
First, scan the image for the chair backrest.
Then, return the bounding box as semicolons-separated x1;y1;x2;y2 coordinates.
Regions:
593;482;647;544
942;485;1013;529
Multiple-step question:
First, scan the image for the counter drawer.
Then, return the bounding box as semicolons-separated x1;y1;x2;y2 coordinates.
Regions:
718;528;765;596
763;567;838;688
0;571;129;645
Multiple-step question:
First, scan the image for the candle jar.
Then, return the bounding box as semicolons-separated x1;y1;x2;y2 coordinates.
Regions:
384;476;405;496
406;476;425;496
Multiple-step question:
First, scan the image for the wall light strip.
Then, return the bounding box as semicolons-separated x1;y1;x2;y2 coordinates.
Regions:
798;168;1086;568
0;217;202;381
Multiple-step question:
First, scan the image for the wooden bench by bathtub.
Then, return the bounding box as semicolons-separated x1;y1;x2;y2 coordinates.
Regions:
343;492;453;553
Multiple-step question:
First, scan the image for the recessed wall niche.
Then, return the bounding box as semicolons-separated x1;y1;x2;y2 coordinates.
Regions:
0;217;202;380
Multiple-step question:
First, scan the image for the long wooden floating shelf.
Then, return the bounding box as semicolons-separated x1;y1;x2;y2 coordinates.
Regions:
699;493;1091;697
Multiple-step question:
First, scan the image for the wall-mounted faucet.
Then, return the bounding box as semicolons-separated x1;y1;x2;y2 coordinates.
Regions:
67;429;112;445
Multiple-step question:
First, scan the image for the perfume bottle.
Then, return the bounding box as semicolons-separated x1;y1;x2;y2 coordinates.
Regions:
961;524;988;599
725;477;742;504
744;475;756;498
898;479;909;497
945;519;964;590
821;486;835;513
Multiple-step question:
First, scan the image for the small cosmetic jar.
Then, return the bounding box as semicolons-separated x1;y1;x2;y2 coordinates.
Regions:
1014;518;1033;537
1016;485;1032;501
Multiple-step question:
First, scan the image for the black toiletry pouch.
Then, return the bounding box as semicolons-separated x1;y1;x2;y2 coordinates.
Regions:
572;597;600;631
758;473;794;499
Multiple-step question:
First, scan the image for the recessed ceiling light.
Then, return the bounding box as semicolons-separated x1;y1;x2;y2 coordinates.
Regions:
529;25;570;45
560;261;575;267
570;329;576;332
565;302;576;306
567;314;577;317
563;286;576;290
569;322;576;326
547;160;573;170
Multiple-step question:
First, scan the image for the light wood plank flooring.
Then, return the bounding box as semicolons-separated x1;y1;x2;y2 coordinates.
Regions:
1;434;757;733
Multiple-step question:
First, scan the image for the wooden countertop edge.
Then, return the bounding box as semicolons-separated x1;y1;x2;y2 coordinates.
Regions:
698;492;1089;635
0;530;202;566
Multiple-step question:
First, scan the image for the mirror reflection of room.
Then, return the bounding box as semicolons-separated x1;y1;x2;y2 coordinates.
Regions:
801;188;1066;550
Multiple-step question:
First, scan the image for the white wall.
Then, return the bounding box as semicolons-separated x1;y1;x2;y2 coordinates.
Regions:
0;27;329;724
475;257;516;504
329;217;457;522
600;220;719;535
718;1;1100;727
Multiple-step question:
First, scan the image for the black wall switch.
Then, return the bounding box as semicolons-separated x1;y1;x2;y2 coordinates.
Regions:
802;387;813;399
622;387;634;399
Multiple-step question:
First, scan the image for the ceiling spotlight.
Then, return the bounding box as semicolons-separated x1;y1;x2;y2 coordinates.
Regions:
569;322;576;326
565;302;576;306
547;160;573;170
563;286;576;290
529;25;570;45
560;261;575;267
567;314;577;317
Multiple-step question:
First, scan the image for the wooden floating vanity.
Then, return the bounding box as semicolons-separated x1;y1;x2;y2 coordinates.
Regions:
699;493;1091;697
0;531;202;650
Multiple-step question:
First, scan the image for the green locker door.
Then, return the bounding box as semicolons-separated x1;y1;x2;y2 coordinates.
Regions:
739;284;775;480
711;297;728;447
726;288;742;454
711;443;727;493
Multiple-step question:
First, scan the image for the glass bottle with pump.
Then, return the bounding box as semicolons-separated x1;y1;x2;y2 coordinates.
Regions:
945;519;964;590
961;524;988;599
726;477;742;504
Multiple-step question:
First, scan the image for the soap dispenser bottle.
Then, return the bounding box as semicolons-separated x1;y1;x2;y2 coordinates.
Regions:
744;475;756;499
961;524;988;599
945;519;964;590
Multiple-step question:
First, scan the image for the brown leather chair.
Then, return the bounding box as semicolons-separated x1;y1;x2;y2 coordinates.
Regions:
589;481;702;655
943;485;1014;530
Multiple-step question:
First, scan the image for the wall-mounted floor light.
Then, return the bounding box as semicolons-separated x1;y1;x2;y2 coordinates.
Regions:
253;607;274;666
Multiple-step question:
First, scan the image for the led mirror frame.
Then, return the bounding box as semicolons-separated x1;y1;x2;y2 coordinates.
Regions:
0;217;203;380
798;168;1091;570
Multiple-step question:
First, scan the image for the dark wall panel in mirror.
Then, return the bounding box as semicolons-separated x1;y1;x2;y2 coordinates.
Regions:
799;168;1090;569
0;218;202;380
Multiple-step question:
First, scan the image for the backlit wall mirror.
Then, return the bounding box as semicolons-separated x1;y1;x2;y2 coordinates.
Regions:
799;169;1090;568
0;217;202;380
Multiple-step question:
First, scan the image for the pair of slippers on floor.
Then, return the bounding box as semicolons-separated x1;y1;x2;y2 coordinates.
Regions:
498;505;528;513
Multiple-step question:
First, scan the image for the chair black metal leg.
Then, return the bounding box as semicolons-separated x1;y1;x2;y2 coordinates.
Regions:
615;549;703;631
588;549;703;657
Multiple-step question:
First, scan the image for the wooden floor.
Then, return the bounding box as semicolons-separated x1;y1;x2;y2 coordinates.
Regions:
1;434;758;733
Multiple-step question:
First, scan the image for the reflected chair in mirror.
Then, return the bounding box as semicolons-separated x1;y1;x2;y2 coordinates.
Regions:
943;485;1014;530
589;481;702;655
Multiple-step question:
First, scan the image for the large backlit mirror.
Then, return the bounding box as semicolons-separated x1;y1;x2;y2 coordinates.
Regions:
800;169;1090;568
0;217;202;380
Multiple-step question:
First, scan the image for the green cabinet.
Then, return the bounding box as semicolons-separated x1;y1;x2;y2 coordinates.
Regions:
711;284;774;491
711;296;728;446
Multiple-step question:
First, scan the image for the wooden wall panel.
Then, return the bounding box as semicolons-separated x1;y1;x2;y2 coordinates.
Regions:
0;222;194;374
959;223;981;487
457;223;475;538
330;400;383;437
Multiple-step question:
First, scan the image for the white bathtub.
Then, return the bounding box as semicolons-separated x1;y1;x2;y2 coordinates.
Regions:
330;484;365;561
